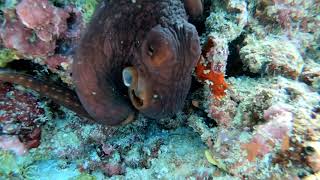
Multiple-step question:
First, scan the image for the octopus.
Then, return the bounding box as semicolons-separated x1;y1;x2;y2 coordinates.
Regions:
0;0;202;126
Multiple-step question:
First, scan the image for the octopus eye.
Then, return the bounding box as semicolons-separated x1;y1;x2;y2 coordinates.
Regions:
122;67;137;87
147;45;154;56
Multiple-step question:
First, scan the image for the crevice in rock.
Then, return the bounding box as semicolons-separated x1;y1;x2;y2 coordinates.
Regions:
225;33;258;78
190;0;212;36
54;39;73;55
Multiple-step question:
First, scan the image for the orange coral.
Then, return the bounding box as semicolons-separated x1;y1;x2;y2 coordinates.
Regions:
195;57;228;99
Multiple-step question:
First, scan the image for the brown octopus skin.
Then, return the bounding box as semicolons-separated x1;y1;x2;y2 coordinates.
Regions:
0;0;202;126
73;0;201;125
0;69;92;120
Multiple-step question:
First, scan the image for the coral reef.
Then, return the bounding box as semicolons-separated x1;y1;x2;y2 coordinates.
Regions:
1;10;56;58
240;35;304;79
0;49;19;67
0;0;85;85
191;77;320;178
16;0;69;42
190;0;320;178
0;0;319;179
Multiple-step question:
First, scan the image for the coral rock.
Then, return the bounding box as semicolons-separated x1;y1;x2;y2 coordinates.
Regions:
301;60;320;89
0;83;45;152
240;36;304;79
44;54;72;72
0;11;56;57
196;36;229;99
0;135;27;156
16;0;70;42
304;141;320;172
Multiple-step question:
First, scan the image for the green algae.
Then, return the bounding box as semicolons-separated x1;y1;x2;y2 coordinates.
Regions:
0;49;19;67
0;151;19;176
0;0;17;10
0;150;34;179
73;173;97;180
74;0;98;22
50;0;98;22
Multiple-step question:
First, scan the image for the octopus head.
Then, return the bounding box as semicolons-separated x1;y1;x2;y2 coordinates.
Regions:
122;23;200;119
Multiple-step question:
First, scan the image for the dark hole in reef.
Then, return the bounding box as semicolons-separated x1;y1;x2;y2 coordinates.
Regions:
304;146;315;155
66;11;78;31
189;76;204;93
203;114;218;128
54;39;73;55
0;10;4;25
312;104;320;114
189;0;212;36
225;33;258;78
187;77;218;128
6;59;45;76
297;171;308;178
51;1;65;8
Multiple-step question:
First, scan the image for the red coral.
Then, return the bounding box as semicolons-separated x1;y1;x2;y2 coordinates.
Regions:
195;37;228;99
195;57;228;99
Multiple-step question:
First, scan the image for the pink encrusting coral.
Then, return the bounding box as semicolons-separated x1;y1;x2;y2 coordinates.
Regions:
16;0;70;42
242;104;294;161
0;136;28;156
0;11;56;57
0;0;84;85
1;0;72;58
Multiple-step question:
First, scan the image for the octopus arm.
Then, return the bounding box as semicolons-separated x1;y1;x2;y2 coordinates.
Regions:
0;68;92;119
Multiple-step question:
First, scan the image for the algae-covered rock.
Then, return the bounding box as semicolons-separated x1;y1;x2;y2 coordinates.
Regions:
240;35;304;79
205;0;248;41
50;0;98;22
0;151;19;175
0;48;19;67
